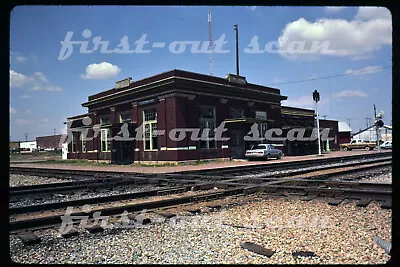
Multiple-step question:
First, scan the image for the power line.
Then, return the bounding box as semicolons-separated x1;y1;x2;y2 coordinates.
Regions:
268;65;391;86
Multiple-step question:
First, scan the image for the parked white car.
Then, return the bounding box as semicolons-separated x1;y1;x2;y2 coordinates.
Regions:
380;141;392;149
245;144;282;160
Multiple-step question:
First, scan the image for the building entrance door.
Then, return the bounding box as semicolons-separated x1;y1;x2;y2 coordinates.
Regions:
112;140;134;164
230;130;245;158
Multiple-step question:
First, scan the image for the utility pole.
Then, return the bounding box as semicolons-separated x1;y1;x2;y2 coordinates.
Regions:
25;133;28;142
374;104;380;151
313;90;322;156
234;24;239;76
53;128;56;135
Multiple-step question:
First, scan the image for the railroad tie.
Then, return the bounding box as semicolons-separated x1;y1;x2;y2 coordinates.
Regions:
380;200;392;209
86;221;105;233
184;207;201;214
155;211;176;219
61;227;79;238
207;204;222;212
328;198;345;206
18;230;41;246
134;214;151;225
240;242;275;257
356;198;372;208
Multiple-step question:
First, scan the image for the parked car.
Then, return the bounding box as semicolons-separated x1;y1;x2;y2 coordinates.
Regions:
340;139;376;151
245;144;282;160
380;141;392;149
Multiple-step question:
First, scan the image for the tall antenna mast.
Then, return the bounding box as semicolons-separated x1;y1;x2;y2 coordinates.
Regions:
208;8;213;76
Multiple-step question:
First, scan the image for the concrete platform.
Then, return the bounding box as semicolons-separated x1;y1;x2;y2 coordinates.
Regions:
10;150;390;174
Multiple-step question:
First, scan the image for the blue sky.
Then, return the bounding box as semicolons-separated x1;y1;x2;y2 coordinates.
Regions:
10;6;392;141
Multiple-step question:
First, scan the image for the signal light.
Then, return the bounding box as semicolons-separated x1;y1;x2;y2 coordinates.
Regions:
375;119;384;128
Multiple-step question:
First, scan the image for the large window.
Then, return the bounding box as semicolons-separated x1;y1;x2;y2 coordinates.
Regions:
143;109;158;150
255;110;267;120
81;133;86;153
118;112;131;123
99;116;110;125
230;108;244;119
71;133;77;152
199;105;216;149
101;129;111;152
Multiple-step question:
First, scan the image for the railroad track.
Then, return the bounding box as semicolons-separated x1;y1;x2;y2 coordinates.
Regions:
9;156;392;233
9;157;390;206
178;151;392;176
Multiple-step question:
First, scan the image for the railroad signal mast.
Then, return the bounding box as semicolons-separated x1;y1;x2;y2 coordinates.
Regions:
313;90;322;156
374;104;385;151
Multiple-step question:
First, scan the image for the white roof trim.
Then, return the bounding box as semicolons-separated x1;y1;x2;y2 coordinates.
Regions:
338;121;352;132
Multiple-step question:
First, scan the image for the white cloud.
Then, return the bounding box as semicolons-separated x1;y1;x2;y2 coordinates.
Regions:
325;6;345;13
10;107;17;114
21;94;31;99
24;110;32;114
31;85;63;91
271;78;284;84
15;119;32;125
246;6;257;11
9;70;63;91
10;70;34;88
14;56;28;63
81;62;121;80
282;95;328;109
40;118;50;122
344;65;382;76
33;72;48;82
355;6;391;21
307;73;318;80
276;7;391;60
333;90;368;98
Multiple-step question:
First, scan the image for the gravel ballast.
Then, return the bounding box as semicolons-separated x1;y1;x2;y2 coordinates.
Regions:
9;174;74;187
9;195;391;264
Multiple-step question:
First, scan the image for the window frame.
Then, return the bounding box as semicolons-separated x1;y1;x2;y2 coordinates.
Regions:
118;111;132;123
81;133;86;153
255;110;267;120
143;109;158;151
230;108;244;119
71;133;77;152
101;129;111;152
199;105;216;149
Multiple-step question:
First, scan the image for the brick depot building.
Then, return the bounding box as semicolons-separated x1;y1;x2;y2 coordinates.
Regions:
66;69;339;163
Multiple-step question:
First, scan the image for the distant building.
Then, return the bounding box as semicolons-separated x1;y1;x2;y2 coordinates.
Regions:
36;135;63;150
351;125;392;142
338;122;352;144
9;141;20;152
20;141;37;152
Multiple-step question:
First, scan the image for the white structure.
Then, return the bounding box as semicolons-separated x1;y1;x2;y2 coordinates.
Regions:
338;121;352;133
20;141;37;152
352;125;392;142
62;143;68;159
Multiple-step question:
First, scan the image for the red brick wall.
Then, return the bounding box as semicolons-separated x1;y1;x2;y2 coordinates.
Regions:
37;135;62;149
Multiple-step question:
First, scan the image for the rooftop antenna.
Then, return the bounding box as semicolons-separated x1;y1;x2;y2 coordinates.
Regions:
234;24;239;75
208;8;213;76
